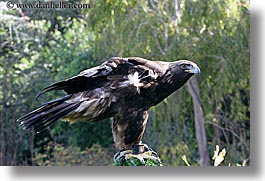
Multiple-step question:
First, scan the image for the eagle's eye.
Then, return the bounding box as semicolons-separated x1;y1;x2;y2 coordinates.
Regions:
179;63;190;70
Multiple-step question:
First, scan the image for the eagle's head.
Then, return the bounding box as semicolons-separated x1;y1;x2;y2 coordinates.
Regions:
167;60;200;88
176;60;200;76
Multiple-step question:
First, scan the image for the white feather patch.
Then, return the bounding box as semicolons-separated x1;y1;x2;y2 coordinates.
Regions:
128;72;140;85
127;72;144;93
148;70;158;79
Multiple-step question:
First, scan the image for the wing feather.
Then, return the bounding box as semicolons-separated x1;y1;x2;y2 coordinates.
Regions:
37;57;169;97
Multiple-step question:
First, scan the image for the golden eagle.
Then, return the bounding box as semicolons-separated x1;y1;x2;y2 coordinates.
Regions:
18;57;200;150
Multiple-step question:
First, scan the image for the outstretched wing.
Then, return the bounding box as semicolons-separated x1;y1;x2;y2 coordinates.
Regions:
37;57;169;98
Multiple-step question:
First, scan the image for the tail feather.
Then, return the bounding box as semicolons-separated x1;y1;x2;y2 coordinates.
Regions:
18;95;80;133
22;103;70;129
21;95;71;120
33;103;80;133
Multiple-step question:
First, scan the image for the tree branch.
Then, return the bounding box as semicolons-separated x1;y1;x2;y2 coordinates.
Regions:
187;77;210;166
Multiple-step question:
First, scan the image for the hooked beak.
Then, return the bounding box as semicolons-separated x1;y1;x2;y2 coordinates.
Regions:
185;66;200;76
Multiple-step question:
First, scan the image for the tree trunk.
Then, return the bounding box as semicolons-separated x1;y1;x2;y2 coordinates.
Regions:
0;72;7;165
187;77;210;166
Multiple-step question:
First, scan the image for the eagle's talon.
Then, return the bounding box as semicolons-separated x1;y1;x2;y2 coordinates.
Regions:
113;149;131;162
142;143;151;150
142;143;156;154
150;150;158;157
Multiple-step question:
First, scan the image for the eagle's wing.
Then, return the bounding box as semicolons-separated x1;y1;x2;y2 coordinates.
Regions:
37;57;169;98
20;57;169;133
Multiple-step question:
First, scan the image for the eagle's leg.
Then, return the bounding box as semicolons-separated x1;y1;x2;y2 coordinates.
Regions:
112;110;162;166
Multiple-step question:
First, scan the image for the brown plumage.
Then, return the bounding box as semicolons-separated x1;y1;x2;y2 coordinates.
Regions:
18;57;200;150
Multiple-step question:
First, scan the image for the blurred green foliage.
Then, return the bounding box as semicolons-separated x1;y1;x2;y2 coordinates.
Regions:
0;0;249;166
34;142;113;166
